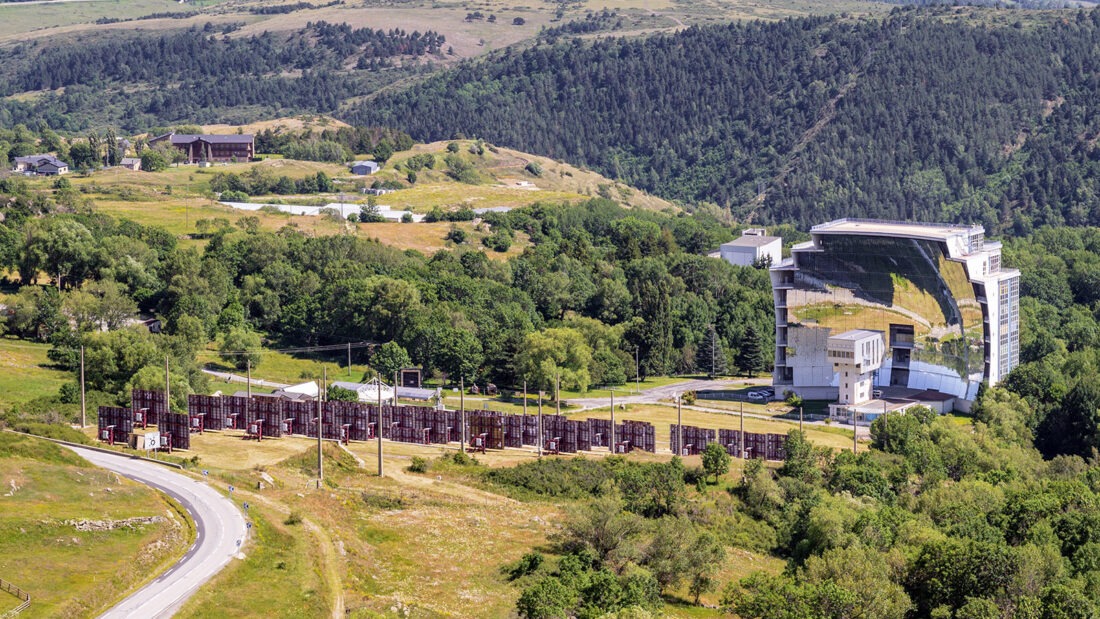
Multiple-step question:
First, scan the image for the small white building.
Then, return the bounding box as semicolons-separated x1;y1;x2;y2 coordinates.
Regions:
720;229;782;267
351;161;380;175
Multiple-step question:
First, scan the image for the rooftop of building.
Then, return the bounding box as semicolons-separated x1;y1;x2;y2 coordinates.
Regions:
811;218;982;243
828;328;883;342
152;132;254;145
722;234;781;248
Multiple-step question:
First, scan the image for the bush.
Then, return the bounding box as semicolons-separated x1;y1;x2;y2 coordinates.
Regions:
284;512;303;525
683;465;707;487
220;190;249;202
525;161;542;176
401;212;414;223
784;390;803;407
361;491;406;510
408;456;429;473
444;450;480;467
483;228;513;252
446;225;468;244
505;551;544;581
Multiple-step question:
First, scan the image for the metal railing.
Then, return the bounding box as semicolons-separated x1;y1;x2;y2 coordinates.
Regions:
0;578;29;618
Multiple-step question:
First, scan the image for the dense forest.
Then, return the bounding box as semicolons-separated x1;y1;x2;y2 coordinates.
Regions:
6;9;1100;231
0;156;778;411
0;21;444;131
368;9;1100;233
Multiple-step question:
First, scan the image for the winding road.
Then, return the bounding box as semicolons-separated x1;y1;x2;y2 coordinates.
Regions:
65;446;247;619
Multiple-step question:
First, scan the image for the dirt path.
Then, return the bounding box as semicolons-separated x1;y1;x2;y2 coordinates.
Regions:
228;486;346;618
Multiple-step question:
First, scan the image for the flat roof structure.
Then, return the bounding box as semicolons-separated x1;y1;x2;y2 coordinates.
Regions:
723;235;781;248
811;219;981;241
828;329;883;342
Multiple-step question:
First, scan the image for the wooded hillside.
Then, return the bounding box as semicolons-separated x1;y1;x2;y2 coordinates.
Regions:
368;9;1100;232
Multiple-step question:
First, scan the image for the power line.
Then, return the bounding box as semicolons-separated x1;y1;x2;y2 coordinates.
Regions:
0;339;378;356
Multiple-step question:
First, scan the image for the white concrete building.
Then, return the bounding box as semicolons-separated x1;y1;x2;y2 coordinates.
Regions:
771;219;1021;411
720;229;783;267
827;329;885;406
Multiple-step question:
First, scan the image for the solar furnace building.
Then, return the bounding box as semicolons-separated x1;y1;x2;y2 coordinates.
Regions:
770;219;1020;409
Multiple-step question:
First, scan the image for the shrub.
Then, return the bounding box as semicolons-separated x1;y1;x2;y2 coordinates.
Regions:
361;491;406;510
445;450;480;467
683;465;707;487
284;512;303;525
525;161;542;176
505;552;544;581
446;225;467;244
784;390;803;407
483;228;513;252
408;456;429;473
220;190;249;202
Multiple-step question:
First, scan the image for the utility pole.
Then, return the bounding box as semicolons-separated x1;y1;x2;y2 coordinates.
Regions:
537;390;543;458
609;388;615;450
853;408;858;454
164;355;171;414
739;397;745;458
883;399;888;452
393;370;399;407
347;342;352;377
246;360;252;399
799;406;803;433
319;366;326;483
635;347;640;394
676;393;682;457
555;372;561;416
79;345;86;428
460;376;466;454
523;380;528;417
376;370;383;476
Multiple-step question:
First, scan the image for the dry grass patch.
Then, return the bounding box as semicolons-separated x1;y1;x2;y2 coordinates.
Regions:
0;437;192;619
203;115;351;135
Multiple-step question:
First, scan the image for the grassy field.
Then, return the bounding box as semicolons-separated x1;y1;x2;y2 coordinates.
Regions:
0;432;192;618
175;505;331;619
0;338;70;407
199;348;369;387
171;430;783;617
0;0;228;40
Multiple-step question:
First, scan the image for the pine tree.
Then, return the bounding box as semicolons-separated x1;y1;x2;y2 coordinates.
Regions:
736;324;768;377
695;325;728;378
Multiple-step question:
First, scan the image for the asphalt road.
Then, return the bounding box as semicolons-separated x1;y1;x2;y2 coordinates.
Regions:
66;446;247;619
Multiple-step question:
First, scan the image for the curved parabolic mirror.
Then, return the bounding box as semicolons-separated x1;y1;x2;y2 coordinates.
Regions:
785;235;984;398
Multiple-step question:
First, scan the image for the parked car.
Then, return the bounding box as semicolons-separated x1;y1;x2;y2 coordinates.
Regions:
873;389;883;398
747;392;765;401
